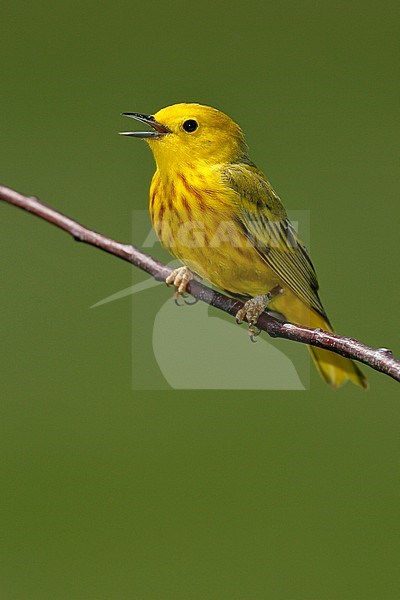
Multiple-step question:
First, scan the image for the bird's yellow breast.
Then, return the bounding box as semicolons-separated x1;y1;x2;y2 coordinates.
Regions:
149;166;279;297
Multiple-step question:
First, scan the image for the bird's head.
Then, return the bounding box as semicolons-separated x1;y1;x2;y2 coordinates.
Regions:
120;103;248;170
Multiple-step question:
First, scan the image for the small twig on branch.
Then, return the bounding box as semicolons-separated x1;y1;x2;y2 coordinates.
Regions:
1;183;399;384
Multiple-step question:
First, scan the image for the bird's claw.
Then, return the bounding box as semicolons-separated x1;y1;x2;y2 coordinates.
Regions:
166;266;195;304
173;291;198;307
249;326;261;343
174;292;186;307
236;286;283;341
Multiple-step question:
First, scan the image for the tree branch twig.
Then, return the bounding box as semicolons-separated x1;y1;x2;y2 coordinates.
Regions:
1;183;399;384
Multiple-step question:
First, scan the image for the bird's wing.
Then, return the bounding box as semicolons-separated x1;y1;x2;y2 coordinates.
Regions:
220;162;327;318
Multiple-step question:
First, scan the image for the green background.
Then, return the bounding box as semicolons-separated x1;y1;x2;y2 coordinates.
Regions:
1;1;399;598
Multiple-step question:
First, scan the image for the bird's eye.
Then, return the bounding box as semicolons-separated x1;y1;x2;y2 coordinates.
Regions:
183;119;198;133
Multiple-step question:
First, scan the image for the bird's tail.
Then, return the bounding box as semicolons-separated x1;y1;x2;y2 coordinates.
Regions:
273;291;368;389
307;313;368;389
308;345;367;389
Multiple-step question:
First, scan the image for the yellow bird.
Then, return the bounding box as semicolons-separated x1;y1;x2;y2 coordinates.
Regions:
121;103;367;388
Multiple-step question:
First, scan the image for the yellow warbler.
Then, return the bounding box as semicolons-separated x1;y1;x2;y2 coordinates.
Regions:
121;103;367;388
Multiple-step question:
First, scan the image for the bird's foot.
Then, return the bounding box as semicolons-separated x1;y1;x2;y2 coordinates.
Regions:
236;285;284;342
166;266;197;305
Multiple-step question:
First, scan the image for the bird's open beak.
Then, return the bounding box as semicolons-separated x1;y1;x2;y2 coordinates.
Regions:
119;112;171;138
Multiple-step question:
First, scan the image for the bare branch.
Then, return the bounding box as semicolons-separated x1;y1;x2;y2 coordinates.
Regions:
1;183;399;384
